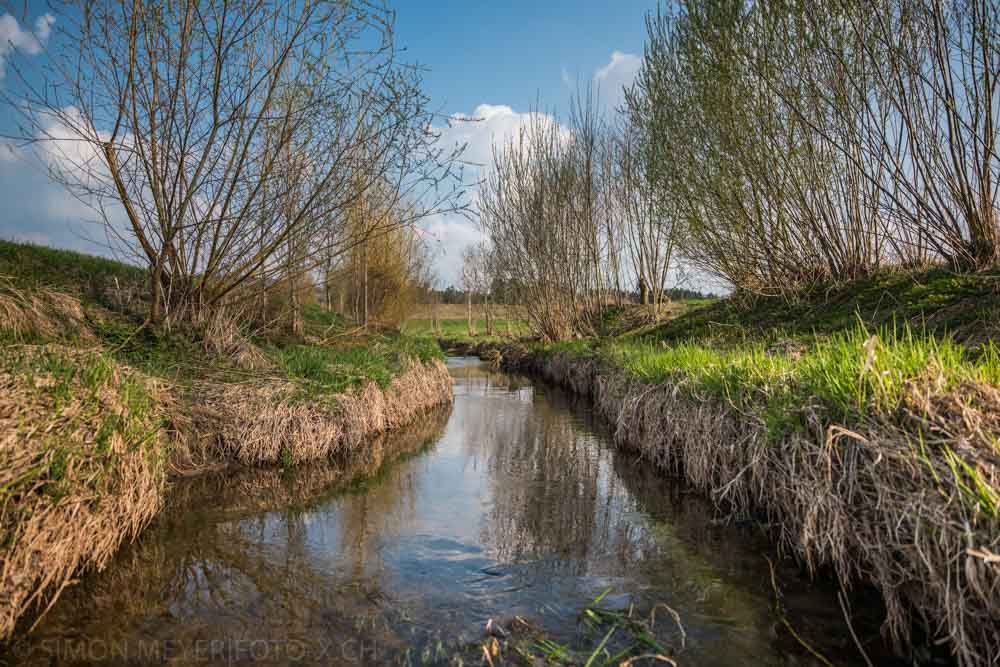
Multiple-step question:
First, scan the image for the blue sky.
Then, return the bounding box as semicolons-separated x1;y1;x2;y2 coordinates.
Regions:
392;0;652;114
0;1;656;285
393;0;655;284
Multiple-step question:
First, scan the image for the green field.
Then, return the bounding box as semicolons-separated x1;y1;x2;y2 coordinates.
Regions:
402;317;530;342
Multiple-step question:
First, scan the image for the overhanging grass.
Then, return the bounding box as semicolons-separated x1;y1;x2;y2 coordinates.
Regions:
270;331;443;396
1;347;166;493
555;322;1000;440
0;345;168;638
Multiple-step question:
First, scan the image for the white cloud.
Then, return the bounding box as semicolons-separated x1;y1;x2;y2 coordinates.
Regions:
0;12;54;79
423;104;567;286
0;148;112;255
34;14;55;43
418;211;484;287
437;104;562;168
593;50;641;110
0;105;128;258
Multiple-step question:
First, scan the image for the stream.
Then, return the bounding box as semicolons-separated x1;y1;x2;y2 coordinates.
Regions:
5;356;908;666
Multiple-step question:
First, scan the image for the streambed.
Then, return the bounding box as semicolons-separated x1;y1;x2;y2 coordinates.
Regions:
5;357;908;666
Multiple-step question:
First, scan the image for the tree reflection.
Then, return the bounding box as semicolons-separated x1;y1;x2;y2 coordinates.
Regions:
7;408;451;665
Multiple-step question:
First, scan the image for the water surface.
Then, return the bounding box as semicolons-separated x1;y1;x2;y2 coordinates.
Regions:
7;357;904;665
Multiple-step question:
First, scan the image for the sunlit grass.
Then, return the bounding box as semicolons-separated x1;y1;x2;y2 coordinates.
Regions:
402;317;530;341
536;322;1000;518
557;322;1000;429
270;332;442;395
642;265;1000;348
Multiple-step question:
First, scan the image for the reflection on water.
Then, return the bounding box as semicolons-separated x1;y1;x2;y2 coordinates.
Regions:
5;357;904;666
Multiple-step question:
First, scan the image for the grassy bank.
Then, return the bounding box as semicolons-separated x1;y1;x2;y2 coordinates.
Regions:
461;268;1000;667
0;240;453;641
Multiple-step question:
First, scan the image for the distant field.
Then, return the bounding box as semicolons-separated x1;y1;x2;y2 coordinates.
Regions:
402;300;719;341
403;303;530;341
406;303;519;321
402;317;530;340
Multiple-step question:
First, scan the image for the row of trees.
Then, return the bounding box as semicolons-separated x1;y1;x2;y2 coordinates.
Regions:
319;197;436;330
478;91;680;340
5;0;464;330
477;0;1000;340
628;0;1000;295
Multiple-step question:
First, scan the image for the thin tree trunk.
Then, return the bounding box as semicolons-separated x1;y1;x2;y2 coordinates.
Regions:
467;290;474;336
363;246;369;329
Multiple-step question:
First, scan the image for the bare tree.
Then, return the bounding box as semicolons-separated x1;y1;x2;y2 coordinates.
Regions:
459;244;478;337
479;92;622;341
4;0;465;325
606;116;678;314
627;0;1000;297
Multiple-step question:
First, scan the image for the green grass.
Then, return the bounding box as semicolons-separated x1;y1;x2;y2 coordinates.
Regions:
270;331;443;397
639;266;1000;348
0;239;145;298
402;317;530;342
1;346;166;501
536;322;1000;517
0;238;444;401
577;323;999;421
492;587;680;666
300;302;348;334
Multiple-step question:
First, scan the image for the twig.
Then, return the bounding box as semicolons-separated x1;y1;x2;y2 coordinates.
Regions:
766;556;837;667
838;591;875;667
650;603;686;650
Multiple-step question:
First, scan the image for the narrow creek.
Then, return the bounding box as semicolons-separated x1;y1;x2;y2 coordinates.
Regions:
7;357;908;666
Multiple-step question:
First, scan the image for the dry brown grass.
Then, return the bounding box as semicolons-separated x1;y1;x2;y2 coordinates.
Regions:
0;345;167;640
0;279;93;343
176;405;451;515
200;305;273;371
501;346;1000;667
197;358;453;466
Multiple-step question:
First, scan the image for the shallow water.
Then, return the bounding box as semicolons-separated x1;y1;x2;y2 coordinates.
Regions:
6;357;909;666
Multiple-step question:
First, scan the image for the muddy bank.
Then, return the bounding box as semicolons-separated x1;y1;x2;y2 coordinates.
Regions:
454;340;998;667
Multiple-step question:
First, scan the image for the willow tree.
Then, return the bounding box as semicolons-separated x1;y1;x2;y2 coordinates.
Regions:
479;93;622;341
6;0;464;324
628;0;1000;296
606;116;678;314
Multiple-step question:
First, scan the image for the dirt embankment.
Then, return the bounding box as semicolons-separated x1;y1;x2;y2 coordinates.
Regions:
467;341;998;667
